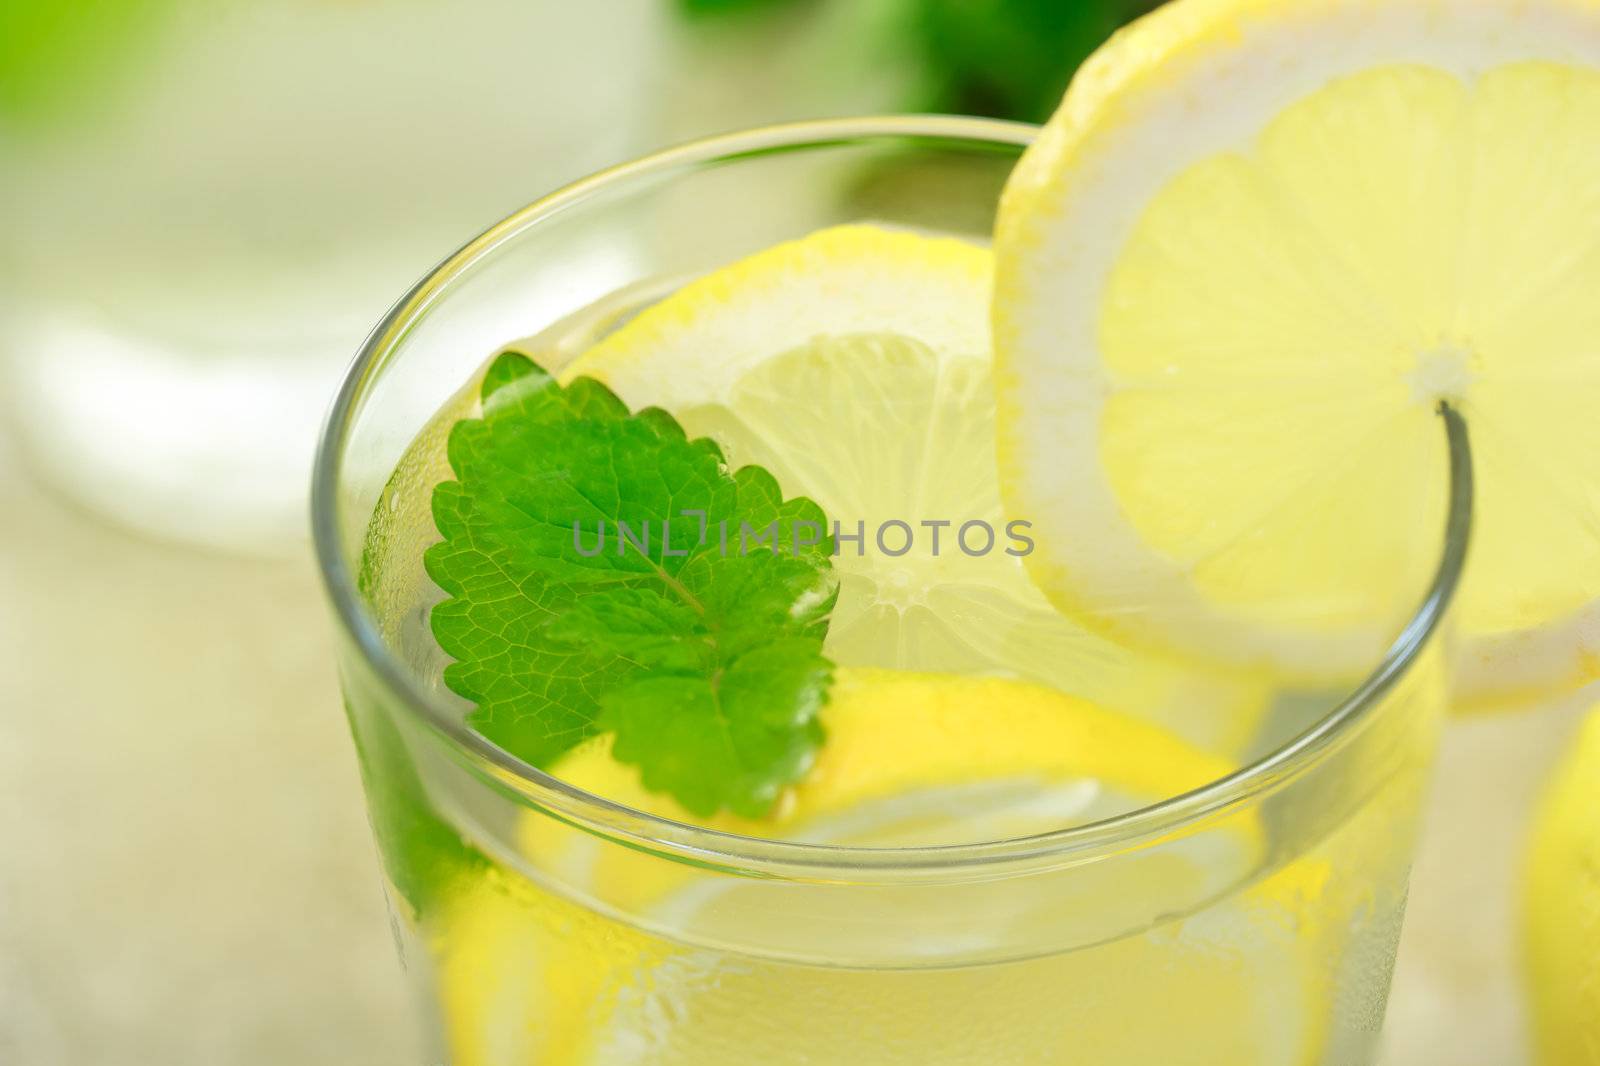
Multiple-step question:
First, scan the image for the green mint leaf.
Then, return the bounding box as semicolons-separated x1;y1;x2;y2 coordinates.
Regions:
425;351;837;817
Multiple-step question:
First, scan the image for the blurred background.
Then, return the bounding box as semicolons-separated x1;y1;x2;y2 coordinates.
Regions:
0;1;1574;1062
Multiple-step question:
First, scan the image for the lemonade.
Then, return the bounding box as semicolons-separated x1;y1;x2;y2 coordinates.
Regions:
326;176;1462;1061
315;3;1600;1061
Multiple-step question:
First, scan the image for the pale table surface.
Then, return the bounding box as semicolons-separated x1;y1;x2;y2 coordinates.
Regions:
0;428;1576;1065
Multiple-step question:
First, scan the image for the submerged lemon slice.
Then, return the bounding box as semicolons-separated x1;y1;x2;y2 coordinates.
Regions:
1524;708;1600;1066
437;668;1325;1065
545;667;1234;839
993;0;1600;703
521;668;1246;928
435;869;666;1066
566;223;1269;753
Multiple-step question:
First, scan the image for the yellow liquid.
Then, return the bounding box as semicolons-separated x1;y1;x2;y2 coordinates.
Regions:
392;743;1436;1066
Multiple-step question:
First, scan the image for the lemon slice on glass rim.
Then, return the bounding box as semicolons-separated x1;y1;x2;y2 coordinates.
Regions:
993;0;1600;705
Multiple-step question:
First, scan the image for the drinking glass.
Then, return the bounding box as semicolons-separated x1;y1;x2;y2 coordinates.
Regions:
312;117;1473;1066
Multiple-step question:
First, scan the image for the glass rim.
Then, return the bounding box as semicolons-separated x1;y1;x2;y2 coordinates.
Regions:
310;114;1475;883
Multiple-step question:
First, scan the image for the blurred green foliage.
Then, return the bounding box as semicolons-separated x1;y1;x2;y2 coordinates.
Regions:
909;0;1161;121
678;0;811;16
676;0;1160;122
0;0;173;126
8;0;1155;130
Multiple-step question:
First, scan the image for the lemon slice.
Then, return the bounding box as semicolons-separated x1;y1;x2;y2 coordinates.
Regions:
434;868;667;1066
993;0;1600;700
520;668;1248;925
1524;707;1600;1065
543;667;1235;839
567;223;994;412
432;669;1323;1065
565;223;1270;753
